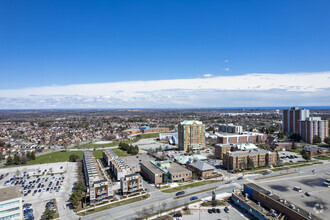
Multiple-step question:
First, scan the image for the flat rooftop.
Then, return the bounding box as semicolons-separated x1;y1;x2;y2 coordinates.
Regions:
0;185;21;202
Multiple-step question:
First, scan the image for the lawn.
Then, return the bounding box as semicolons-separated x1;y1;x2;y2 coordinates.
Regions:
77;194;150;216
137;133;159;139
112;148;130;157
75;140;137;149
26;150;105;165
162;180;222;193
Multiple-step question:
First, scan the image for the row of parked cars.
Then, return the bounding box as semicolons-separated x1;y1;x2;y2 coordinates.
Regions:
23;203;34;220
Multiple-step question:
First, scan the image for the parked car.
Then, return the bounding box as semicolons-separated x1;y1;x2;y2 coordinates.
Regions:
224;206;230;213
207;209;212;214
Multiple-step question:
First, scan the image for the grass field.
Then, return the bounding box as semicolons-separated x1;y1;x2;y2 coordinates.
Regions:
161;180;222;193
25;150;106;165
137;133;159;139
112;148;130;157
75;140;137;149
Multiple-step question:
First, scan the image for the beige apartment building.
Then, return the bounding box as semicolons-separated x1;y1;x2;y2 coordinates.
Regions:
223;149;277;171
178;120;205;151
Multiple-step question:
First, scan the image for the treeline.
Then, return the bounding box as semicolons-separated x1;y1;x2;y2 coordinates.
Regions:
69;181;87;210
6;151;36;166
119;142;139;155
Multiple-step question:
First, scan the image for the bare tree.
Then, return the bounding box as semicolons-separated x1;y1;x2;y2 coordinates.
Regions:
172;200;178;212
135;210;143;218
161;201;167;214
15;169;21;178
141;207;148;220
149;204;154;216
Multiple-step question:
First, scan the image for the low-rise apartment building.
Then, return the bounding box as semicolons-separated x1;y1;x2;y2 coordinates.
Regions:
83;151;112;204
215;143;258;159
140;160;192;185
0;186;23;220
216;132;267;145
103;149;132;181
120;173;144;195
218;123;243;133
223;149;277;170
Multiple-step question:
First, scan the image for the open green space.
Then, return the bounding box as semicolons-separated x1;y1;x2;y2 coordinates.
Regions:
77;194;150;216
75;140;137;149
25;150;107;165
112;148;130;157
137;133;159;139
161;180;222;193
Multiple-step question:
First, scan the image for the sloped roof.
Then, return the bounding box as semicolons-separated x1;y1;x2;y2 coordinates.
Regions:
189;159;215;171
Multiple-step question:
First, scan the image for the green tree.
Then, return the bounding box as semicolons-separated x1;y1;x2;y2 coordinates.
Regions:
6;156;13;166
41;207;55;220
302;153;311;161
76;181;86;192
313;135;322;144
69;154;80;162
324;137;330;145
277;132;284;139
26;151;31;160
69;190;84;209
13;154;20;165
247;156;254;169
289;133;301;142
291;142;297;150
30;151;36;160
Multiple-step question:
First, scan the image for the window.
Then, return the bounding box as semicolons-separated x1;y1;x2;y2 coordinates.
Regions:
0;207;20;215
0;213;20;220
0;201;20;208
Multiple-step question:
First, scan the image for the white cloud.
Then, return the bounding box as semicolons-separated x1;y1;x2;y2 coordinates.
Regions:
224;59;229;63
0;71;330;109
225;68;230;71
203;74;214;77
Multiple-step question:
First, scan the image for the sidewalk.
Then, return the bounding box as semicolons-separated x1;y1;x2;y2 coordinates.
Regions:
76;192;149;214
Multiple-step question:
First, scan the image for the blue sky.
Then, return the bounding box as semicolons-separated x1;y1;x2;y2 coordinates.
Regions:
0;0;330;108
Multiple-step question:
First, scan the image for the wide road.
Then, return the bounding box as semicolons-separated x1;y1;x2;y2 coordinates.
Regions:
62;160;330;220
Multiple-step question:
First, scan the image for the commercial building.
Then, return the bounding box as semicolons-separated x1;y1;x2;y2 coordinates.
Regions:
243;183;320;220
216;132;267;145
301;145;326;156
218;123;243;133
120;173;144;195
178;120;205;151
83;151;112;204
140;160;192;185
103;149;133;181
223;149;277;170
282;107;309;134
141;127;171;134
215;143;258;159
299;117;329;144
186;159;216;178
0;186;22;220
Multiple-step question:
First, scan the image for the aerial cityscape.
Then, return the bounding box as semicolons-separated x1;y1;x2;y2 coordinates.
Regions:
1;1;330;220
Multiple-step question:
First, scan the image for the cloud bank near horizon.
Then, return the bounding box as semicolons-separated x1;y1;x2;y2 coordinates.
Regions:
1;71;330;109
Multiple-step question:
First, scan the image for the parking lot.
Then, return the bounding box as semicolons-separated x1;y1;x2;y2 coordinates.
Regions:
278;151;304;163
258;171;330;219
0;162;78;220
182;205;248;220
